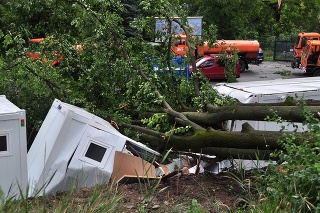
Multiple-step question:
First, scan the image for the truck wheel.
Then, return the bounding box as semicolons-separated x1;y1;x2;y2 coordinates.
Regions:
312;69;320;77
291;58;300;69
239;59;246;72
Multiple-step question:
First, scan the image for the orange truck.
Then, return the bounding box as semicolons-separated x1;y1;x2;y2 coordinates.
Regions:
172;34;260;72
291;32;320;68
300;40;320;76
26;38;83;66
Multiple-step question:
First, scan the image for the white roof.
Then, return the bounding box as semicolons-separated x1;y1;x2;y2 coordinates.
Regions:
0;95;22;114
57;100;160;157
215;77;320;94
214;77;320;103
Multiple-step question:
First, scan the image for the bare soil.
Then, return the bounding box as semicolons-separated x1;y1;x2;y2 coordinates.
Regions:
62;171;259;212
115;172;252;212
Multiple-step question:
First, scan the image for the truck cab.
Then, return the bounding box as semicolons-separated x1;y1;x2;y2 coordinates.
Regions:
291;32;320;68
300;40;320;76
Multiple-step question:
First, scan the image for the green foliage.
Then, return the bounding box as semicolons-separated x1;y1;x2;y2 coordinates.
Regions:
219;51;239;83
186;199;208;213
183;0;268;39
141;113;170;132
2;0;317;144
256;106;320;212
141;113;192;136
0;1;143;142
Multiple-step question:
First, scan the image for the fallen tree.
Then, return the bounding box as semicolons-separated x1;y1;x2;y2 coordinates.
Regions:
124;102;314;160
120;20;320;160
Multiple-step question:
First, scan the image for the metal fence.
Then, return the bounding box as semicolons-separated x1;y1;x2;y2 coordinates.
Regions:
273;41;295;62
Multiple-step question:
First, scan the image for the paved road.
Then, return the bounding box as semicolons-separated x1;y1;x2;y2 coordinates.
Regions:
210;61;308;86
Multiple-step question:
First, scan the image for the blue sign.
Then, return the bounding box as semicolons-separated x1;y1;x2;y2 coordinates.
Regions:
155;17;202;42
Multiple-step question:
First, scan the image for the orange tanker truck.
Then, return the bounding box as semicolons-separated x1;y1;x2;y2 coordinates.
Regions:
291;32;320;68
172;35;260;72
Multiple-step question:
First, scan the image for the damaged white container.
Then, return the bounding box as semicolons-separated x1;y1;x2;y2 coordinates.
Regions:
27;99;160;196
0;95;27;198
215;77;320;104
213;78;320;170
214;77;320;131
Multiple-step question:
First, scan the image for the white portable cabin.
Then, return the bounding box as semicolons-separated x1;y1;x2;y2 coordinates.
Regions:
214;77;320;104
214;77;320;131
0;95;27;198
27;99;160;196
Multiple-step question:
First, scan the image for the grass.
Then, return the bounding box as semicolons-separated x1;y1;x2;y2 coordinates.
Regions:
0;183;123;212
263;49;274;61
273;70;291;76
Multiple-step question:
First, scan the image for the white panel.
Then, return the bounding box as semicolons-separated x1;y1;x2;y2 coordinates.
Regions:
0;96;27;199
63;126;126;191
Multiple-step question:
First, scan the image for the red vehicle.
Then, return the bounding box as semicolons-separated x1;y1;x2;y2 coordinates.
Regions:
190;55;240;80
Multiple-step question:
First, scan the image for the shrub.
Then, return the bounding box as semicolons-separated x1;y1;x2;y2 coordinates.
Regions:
257;107;320;212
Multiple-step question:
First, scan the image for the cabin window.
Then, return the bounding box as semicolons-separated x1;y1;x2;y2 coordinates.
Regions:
0;135;7;152
80;138;113;168
85;142;107;163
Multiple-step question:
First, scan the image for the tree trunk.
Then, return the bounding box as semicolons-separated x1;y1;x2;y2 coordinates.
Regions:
125;103;315;160
141;127;287;150
183;105;320;126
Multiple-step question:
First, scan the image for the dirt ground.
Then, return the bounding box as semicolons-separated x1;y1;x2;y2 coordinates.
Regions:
114;171;257;212
65;170;258;212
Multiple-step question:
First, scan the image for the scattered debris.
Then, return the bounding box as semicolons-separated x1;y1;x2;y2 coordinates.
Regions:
0;97;242;199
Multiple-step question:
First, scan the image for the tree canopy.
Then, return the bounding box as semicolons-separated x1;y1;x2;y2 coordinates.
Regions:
0;0;320;157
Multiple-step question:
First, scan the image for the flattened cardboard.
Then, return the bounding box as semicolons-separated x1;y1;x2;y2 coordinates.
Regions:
112;151;157;183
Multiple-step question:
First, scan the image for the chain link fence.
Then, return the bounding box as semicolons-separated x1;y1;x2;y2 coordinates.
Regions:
273;41;295;62
257;36;295;62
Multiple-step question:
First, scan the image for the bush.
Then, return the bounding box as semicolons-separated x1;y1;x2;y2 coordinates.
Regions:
257;107;320;212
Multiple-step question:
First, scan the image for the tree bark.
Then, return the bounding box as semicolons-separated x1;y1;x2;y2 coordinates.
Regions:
183;105;320;126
